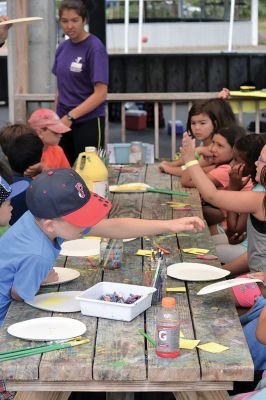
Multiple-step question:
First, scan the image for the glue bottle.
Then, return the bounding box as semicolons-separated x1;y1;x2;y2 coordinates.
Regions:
75;146;109;198
156;297;180;358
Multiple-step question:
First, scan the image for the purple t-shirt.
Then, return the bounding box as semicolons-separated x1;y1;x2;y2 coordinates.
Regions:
52;34;108;123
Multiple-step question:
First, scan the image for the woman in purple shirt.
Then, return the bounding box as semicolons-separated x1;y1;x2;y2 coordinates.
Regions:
52;0;109;166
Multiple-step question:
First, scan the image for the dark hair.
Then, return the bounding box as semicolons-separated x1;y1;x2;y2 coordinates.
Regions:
0;124;35;156
215;125;246;149
59;0;89;21
257;139;266;191
6;133;43;175
0;161;12;183
187;98;237;136
234;133;266;183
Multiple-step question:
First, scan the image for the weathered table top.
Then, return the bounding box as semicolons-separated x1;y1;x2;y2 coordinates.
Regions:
0;164;254;400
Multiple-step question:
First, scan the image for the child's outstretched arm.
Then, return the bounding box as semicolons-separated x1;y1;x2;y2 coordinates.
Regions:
180;133;264;217
159;160;183;176
89;216;205;239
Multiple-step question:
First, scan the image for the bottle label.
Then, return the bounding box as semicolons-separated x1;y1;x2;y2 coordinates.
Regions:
156;324;179;353
92;180;109;198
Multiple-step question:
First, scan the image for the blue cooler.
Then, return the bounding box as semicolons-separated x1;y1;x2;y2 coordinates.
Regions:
167;120;184;136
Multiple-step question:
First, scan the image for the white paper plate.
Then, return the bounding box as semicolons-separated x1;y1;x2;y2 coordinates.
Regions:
167;262;230;282
41;267;80;286
25;291;82;313
60;238;101;257
8;317;86;341
197;277;262;295
109;183;149;193
0;17;43;26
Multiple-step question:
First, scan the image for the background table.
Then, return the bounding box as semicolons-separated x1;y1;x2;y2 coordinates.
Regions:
0;164;254;400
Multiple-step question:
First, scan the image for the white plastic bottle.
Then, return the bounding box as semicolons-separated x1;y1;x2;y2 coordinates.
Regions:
156;297;180;358
75;146;109;198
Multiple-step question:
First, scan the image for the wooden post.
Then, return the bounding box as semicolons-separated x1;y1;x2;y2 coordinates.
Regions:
8;0;28;123
15;0;29;94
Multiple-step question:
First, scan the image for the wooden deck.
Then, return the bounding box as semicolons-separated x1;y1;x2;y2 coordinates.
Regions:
0;164;254;400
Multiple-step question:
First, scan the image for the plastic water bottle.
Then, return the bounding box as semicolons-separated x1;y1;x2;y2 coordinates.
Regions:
156;297;180;358
75;146;109;198
129;141;144;165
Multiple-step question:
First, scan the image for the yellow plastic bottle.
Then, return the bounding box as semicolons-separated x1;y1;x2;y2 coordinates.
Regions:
75;146;109;198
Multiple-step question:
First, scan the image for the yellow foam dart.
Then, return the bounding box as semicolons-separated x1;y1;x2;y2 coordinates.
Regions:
109;183;189;197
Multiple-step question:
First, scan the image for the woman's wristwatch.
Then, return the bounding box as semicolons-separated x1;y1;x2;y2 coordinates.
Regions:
67;113;75;122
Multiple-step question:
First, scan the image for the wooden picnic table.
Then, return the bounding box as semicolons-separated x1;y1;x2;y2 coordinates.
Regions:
0;164;254;400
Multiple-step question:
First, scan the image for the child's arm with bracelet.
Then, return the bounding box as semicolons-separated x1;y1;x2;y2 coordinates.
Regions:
180;132;264;216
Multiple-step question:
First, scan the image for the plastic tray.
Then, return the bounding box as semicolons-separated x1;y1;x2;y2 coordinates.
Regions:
76;282;156;321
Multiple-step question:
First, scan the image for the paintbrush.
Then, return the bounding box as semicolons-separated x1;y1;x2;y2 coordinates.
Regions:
138;329;156;347
0;338;90;362
103;239;117;268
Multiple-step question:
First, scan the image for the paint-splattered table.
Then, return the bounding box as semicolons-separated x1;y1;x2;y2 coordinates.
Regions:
0;164;254;400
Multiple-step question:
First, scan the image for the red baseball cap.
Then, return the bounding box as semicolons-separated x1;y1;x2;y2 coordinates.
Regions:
26;169;112;228
28;108;71;134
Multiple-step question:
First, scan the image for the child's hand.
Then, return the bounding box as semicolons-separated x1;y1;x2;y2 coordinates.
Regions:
229;163;251;191
246;272;266;282
169;216;205;233
24;162;43;177
0;16;12;43
228;231;247;245
158;161;168;173
41;268;59;284
180;132;196;163
218;88;230;99
158;161;174;175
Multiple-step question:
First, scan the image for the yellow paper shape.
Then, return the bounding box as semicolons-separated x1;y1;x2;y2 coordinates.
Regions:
166;287;186;293
197;342;229;353
136;249;153;256
179;331;184;338
180;338;200;349
182;248;209;255
167;202;191;207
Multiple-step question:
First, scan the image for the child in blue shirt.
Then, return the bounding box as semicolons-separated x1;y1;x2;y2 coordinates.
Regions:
0;173;29;400
0;168;205;325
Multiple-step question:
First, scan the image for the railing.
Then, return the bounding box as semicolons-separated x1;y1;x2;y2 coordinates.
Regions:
14;92;263;160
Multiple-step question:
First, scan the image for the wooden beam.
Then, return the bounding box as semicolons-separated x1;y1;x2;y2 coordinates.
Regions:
14;392;71;400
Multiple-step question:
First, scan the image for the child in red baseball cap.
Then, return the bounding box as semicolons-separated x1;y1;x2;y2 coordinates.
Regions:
0;168;204;326
26;108;71;175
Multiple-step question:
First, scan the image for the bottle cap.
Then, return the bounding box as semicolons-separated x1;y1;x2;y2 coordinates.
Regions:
85;146;96;152
162;297;176;307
